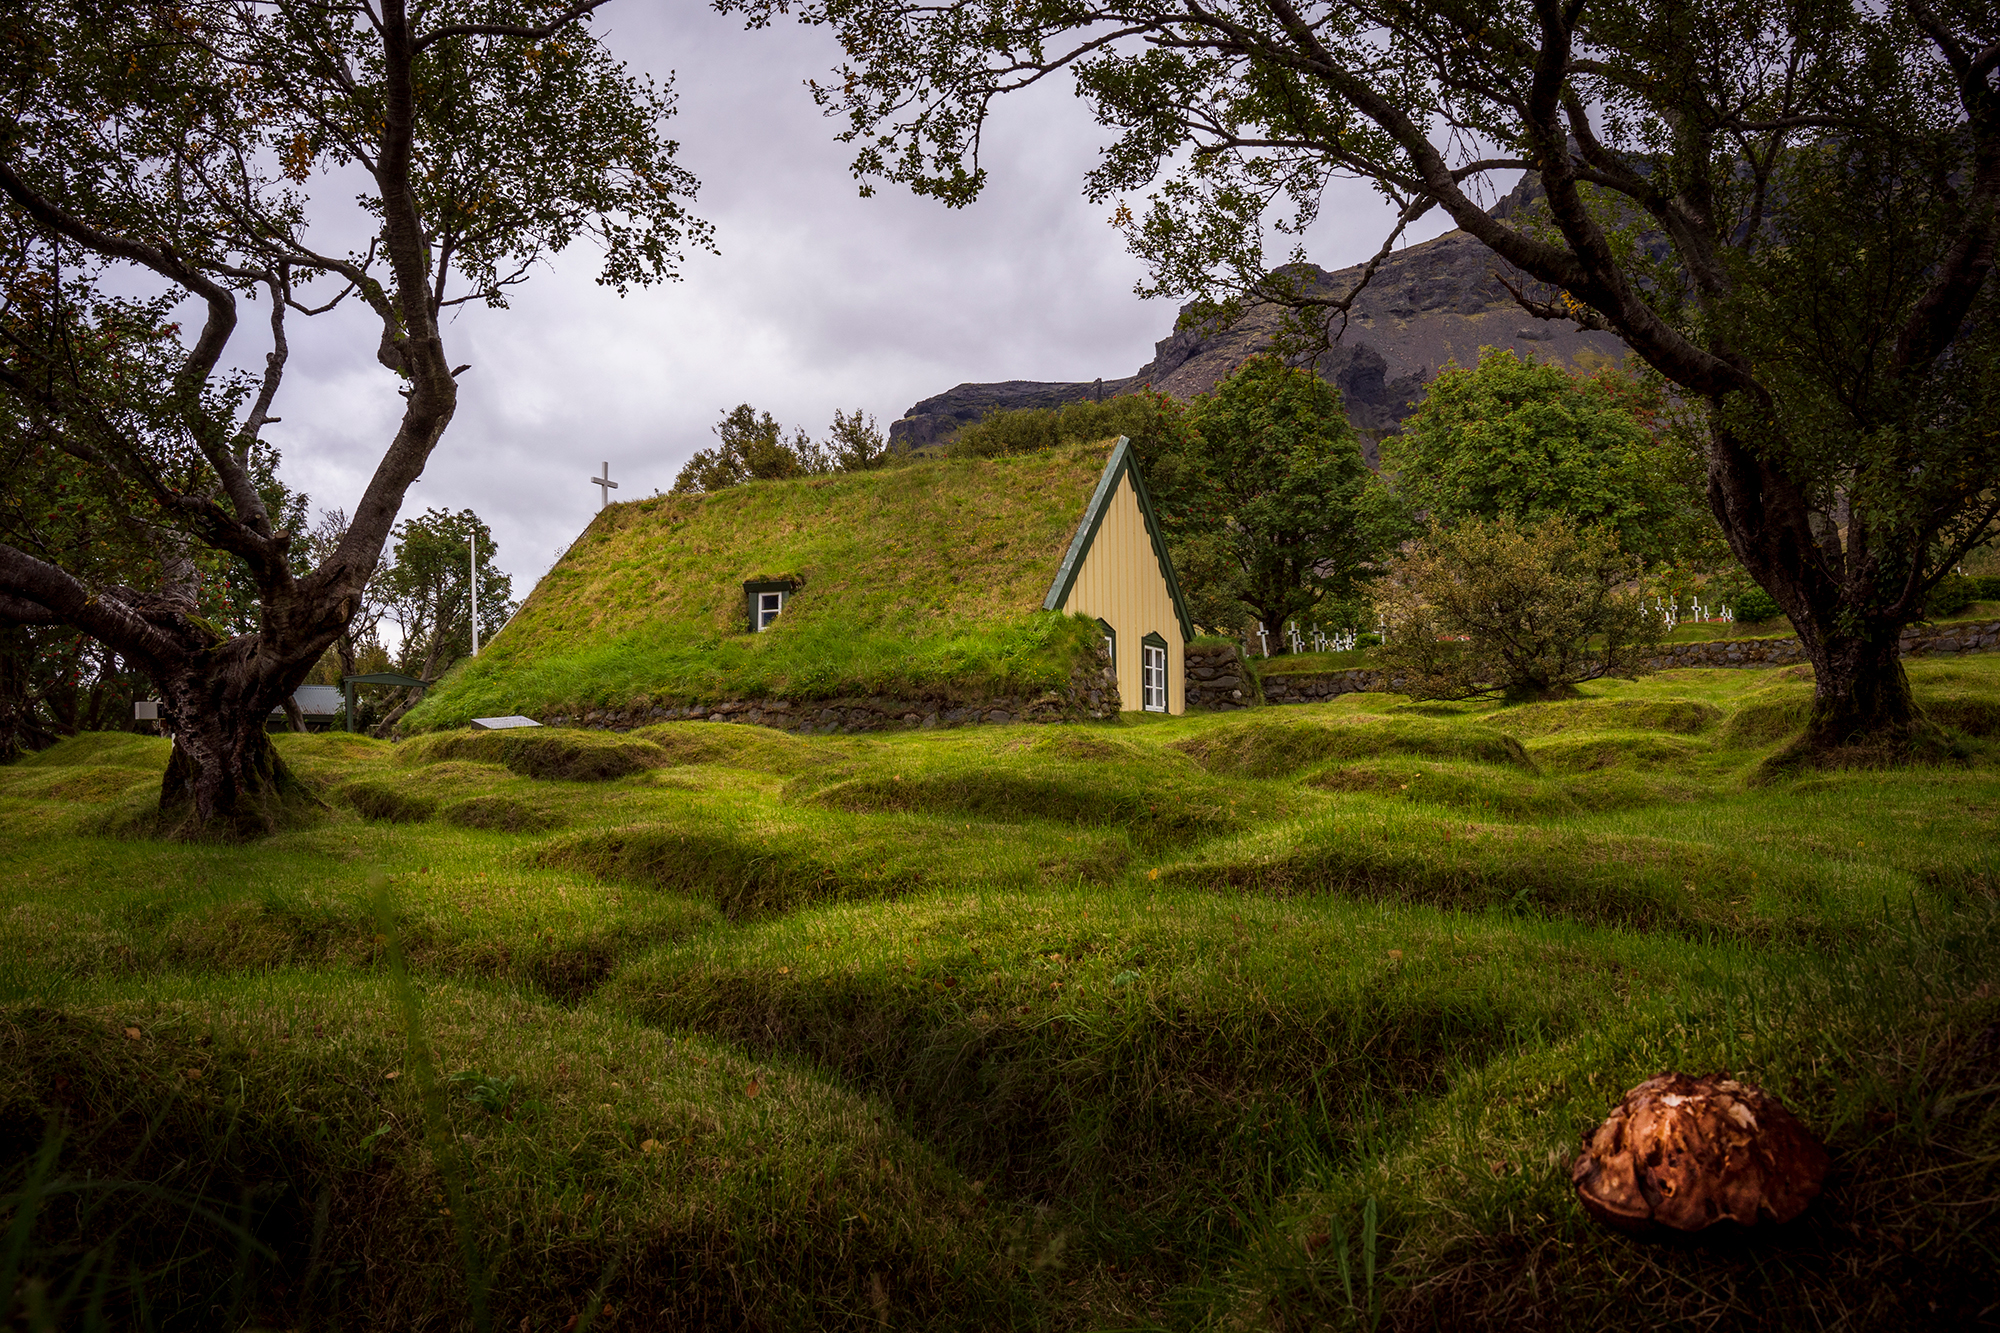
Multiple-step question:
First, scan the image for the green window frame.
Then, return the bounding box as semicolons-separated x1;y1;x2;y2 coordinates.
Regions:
743;579;796;633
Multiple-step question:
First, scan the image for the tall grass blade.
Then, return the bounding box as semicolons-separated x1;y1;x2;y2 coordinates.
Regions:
0;1119;65;1323
1362;1195;1379;1332
373;876;493;1333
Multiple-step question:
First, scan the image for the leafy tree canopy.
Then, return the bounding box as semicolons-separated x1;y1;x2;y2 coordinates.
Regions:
733;0;2000;752
1187;356;1395;643
673;405;891;493
1385;349;1716;569
372;507;513;734
0;0;707;831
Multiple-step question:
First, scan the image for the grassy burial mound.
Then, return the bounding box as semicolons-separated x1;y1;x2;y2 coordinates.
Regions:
404;445;1128;732
4;658;1998;1329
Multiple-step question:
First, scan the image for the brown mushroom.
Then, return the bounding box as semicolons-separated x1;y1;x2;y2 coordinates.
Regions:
1571;1072;1829;1235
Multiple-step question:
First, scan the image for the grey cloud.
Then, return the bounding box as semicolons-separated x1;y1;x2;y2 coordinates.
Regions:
256;4;1451;596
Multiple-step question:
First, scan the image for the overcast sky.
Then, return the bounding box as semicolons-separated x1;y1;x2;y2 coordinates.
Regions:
258;4;1461;604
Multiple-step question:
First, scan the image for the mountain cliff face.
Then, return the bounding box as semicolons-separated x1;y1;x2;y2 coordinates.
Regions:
890;196;1629;457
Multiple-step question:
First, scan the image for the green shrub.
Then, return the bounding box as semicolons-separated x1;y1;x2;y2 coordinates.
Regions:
1374;515;1663;701
1927;574;1984;618
945;394;1170;458
1734;585;1784;622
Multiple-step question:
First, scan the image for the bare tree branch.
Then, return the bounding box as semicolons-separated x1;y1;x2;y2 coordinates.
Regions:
412;0;615;53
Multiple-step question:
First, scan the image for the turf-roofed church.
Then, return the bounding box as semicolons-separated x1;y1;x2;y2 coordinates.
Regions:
402;437;1193;732
1043;436;1193;715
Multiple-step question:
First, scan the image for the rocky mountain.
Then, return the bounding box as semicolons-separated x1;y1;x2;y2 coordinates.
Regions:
889;193;1629;459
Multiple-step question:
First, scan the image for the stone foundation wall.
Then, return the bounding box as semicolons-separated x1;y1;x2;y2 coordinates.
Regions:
1634;619;2000;670
543;662;1121;735
1259;667;1385;703
1637;636;1805;670
1907;619;2000;656
1185;643;1262;710
1251;620;2000;707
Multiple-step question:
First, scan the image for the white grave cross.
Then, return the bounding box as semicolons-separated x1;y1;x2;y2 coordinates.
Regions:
592;461;619;509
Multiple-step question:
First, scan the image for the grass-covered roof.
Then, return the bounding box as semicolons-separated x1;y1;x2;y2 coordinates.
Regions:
405;443;1119;729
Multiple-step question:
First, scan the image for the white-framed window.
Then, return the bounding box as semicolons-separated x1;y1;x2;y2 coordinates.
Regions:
1097;618;1116;667
1141;640;1168;712
757;590;785;631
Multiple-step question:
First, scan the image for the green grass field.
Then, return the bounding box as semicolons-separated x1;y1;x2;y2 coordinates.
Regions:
3;660;1997;1329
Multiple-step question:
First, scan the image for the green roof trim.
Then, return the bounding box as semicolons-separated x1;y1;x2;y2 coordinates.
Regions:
1041;436;1196;642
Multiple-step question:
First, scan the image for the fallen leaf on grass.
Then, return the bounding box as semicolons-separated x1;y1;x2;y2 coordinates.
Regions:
124;1027;140;1040
641;1138;661;1154
744;1080;761;1098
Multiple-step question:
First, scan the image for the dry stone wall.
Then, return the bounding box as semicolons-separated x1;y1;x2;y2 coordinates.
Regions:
1907;619;2000;656
1259;668;1385;703
542;662;1121;735
1184;643;1262;710
1250;620;2000;707
1634;620;1999;670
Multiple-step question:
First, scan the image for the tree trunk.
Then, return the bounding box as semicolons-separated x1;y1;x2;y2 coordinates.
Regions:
1793;622;1919;754
372;687;422;738
155;671;324;840
1702;415;1929;759
0;625;62;761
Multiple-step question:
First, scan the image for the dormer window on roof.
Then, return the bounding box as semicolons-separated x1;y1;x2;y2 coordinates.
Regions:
744;579;796;632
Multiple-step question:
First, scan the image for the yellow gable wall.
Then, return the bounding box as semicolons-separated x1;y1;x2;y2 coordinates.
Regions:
1056;470;1185;714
